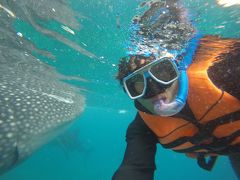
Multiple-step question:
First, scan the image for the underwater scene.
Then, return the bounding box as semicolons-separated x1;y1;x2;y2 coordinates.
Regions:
0;0;240;179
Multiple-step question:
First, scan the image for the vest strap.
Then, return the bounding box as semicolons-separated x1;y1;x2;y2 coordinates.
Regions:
161;110;240;154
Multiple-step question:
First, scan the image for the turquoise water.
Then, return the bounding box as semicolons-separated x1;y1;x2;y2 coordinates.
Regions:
1;0;240;179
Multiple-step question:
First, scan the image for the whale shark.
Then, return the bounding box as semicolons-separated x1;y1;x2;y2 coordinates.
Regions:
0;0;86;175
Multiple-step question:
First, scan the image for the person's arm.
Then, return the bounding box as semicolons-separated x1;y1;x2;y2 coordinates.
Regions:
112;113;158;180
229;153;240;179
193;36;240;100
207;38;240;100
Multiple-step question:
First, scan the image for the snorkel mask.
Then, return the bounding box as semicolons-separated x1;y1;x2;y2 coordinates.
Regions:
123;55;188;116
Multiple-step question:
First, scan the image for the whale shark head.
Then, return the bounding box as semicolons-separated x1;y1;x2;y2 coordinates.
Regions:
0;47;85;174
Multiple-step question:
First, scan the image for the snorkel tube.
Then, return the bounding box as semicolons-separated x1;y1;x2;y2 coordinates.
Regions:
153;69;188;116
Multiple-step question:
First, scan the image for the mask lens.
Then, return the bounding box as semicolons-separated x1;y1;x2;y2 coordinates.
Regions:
125;74;145;98
150;60;178;82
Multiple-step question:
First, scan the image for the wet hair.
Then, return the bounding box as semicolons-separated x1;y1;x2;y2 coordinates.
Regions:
116;55;155;85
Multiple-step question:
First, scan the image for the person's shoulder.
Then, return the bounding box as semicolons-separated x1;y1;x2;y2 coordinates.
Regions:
193;36;240;100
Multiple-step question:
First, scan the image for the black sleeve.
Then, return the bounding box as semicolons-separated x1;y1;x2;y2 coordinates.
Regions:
208;39;240;100
229;153;240;179
112;113;159;180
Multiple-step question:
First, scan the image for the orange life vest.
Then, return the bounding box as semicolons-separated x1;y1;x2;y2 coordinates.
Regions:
139;36;240;157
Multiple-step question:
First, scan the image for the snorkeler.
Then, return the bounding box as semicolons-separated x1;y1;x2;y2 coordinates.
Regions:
112;1;240;180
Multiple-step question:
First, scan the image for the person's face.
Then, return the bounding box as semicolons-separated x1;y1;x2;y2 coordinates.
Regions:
123;56;180;114
137;80;179;114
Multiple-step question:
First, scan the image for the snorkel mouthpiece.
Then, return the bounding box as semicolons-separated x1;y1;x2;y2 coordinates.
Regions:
153;98;185;116
153;70;188;116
